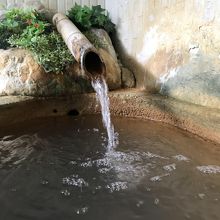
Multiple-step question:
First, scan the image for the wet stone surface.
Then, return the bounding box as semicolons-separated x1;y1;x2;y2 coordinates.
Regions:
0;115;220;220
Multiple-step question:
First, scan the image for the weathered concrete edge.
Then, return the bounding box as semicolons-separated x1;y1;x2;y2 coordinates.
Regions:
0;90;220;145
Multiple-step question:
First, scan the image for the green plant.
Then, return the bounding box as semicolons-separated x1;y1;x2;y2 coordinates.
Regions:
9;32;74;73
0;8;73;73
0;8;34;49
67;4;115;34
0;26;14;49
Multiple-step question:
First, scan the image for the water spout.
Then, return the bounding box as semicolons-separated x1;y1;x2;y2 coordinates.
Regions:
53;13;116;150
91;76;117;151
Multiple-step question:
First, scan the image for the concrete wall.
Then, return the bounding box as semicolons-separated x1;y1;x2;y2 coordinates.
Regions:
1;0;220;109
0;0;105;13
105;0;220;109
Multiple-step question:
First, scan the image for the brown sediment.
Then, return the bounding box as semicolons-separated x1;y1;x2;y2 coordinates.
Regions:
0;90;220;145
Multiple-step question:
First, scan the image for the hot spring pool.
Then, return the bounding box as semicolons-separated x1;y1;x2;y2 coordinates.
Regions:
0;115;220;220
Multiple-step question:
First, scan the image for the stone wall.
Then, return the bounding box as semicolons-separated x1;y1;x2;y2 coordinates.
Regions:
106;0;220;109
0;29;135;96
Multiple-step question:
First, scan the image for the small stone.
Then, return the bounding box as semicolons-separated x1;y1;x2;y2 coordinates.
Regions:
121;67;136;88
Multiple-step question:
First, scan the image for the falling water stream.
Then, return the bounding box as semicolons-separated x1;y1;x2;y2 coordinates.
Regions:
91;76;117;151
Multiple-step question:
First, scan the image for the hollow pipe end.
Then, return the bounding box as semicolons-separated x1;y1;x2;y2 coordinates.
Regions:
82;49;106;80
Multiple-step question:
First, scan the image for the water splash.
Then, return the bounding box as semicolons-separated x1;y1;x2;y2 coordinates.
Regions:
91;76;117;151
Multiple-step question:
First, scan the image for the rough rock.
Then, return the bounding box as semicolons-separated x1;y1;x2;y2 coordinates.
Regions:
158;52;220;109
121;67;135;88
0;49;85;96
90;29;121;90
0;42;122;96
112;1;220;109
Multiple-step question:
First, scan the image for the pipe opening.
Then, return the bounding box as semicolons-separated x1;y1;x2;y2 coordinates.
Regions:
84;51;104;77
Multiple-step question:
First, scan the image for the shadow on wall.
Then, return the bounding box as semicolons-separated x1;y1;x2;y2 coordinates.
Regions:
161;71;220;109
111;30;158;93
111;28;220;110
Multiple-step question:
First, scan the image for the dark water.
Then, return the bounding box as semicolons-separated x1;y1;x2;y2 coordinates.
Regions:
0;115;220;220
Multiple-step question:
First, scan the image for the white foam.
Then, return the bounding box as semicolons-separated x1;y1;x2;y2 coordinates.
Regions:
62;174;88;187
197;165;220;174
150;173;170;182
75;206;89;215
92;76;117;151
80;160;93;168
106;181;128;193
60;189;71;196
163;163;176;172
173;155;190;162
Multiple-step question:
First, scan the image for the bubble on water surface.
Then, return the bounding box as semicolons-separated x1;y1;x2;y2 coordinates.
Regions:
198;193;205;199
146;187;151;192
62;174;88;188
80;160;93;168
93;128;99;132
154;198;160;205
94;157;111;167
95;186;102;190
143;151;169;160
98;167;112;173
150;176;162;182
75;206;89;215
173;155;190;162
150;173;170;182
10;188;17;192
106;181;128;193
197;165;220;174
61;189;71;196
136;200;144;207
41;180;49;185
163;163;176;172
69;161;77;165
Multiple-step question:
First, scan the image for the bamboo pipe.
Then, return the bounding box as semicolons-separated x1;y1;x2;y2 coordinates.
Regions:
53;13;105;79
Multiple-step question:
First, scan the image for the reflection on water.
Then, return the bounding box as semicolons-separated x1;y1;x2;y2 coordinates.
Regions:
0;115;220;220
0;134;44;168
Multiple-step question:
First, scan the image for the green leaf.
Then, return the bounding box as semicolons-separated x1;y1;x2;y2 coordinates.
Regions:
67;4;115;33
